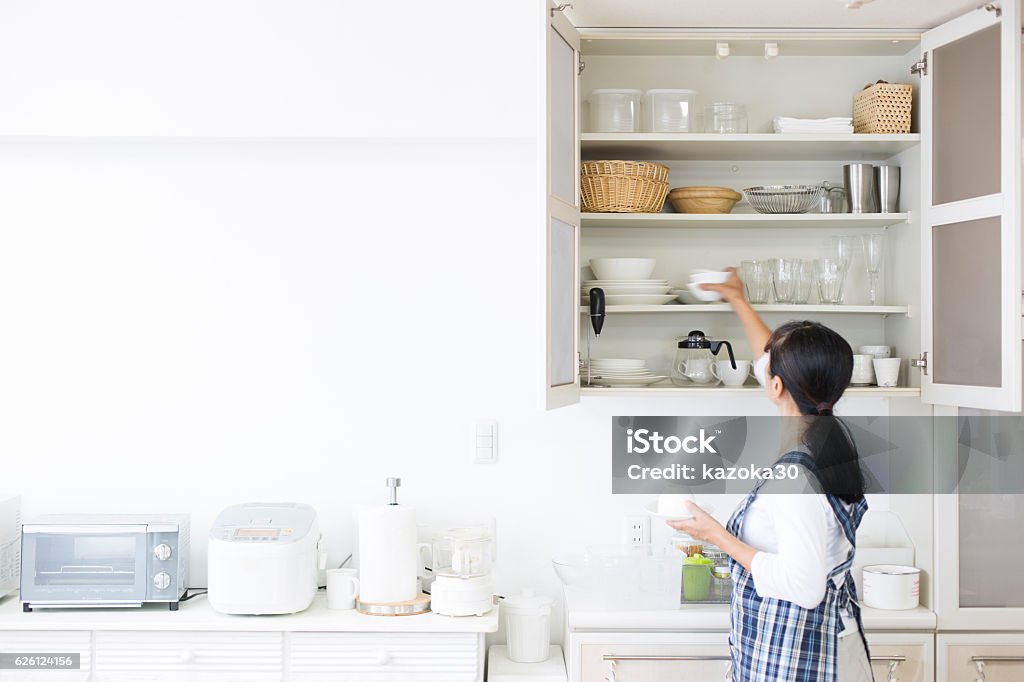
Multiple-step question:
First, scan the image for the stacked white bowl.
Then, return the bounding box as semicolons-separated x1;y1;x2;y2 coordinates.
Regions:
582;358;668;387
583;258;675;306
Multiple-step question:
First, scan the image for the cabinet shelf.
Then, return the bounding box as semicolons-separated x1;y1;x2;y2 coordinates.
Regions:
580;133;920;161
580;304;910;315
581;385;921;398
581;213;910;229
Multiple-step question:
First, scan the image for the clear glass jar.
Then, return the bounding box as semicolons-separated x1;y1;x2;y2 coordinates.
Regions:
704;102;748;133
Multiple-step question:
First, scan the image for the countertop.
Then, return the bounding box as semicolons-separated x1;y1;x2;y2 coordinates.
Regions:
0;593;499;633
565;593;936;632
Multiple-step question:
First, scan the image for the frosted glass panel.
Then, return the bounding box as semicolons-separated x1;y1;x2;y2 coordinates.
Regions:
549;217;575;387
932;24;1001;205
932;217;1001;387
549;26;576;206
959;494;1024;607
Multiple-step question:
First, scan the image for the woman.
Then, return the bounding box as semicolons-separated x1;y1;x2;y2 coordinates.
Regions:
671;268;874;682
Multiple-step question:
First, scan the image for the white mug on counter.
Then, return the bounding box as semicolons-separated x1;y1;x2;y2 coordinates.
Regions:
873;357;901;387
715;359;753;387
326;568;360;610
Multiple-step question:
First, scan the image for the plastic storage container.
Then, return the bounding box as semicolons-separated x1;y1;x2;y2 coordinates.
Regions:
704;102;748;133
504;589;554;663
588;89;642;133
643;89;697;132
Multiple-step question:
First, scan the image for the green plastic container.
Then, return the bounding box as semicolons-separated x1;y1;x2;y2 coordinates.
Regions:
682;553;714;602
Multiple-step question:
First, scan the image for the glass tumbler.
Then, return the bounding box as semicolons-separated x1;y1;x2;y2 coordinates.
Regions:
741;260;771;304
815;258;850;305
704;103;748;134
771;258;803;303
792;259;816;304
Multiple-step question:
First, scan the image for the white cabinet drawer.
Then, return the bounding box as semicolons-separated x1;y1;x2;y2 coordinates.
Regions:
938;634;1024;682
93;630;283;682
289;631;481;682
0;631;91;682
866;633;934;682
575;633;731;682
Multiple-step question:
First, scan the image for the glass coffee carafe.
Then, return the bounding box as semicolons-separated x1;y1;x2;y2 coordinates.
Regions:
671;330;737;387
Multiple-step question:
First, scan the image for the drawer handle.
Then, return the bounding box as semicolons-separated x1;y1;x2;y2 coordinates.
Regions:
972;656;1024;682
871;656;905;682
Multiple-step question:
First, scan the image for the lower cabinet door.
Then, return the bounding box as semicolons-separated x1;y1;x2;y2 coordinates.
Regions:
574;632;731;682
865;633;935;682
0;631;91;682
93;631;283;682
938;633;1024;682
288;632;482;682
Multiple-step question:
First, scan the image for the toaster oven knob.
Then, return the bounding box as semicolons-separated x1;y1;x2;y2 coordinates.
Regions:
153;544;173;561
153;571;171;590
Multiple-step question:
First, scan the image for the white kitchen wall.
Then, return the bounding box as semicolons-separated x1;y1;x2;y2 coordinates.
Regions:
0;1;919;641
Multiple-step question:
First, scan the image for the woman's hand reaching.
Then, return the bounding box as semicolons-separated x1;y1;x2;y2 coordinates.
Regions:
699;266;745;305
667;501;727;545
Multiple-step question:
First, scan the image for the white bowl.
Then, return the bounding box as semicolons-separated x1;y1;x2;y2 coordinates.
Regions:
688;270;730;284
590;258;657;280
687;281;724;302
858;345;892;358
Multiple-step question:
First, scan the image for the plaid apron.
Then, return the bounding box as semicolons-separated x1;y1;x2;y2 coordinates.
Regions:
726;451;870;682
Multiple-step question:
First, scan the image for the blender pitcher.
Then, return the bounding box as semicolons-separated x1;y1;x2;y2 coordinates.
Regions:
671;330;737;387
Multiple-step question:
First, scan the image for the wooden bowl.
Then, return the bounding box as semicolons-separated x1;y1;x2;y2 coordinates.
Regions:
668;186;742;214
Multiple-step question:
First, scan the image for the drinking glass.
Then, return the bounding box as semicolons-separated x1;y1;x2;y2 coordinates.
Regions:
741;260;771;304
771;258;803;303
861;232;887;305
792;259;815;304
820;236;856;303
815;258;850;305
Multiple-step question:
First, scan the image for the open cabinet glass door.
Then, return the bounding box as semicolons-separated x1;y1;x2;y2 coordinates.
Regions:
919;0;1023;411
544;4;581;409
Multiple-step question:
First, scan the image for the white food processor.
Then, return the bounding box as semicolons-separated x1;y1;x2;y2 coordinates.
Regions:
428;525;495;617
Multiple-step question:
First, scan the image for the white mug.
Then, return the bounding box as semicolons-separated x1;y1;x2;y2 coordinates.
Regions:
873;357;901;387
851;354;876;385
327;568;360;610
715;359;753;387
680;357;719;385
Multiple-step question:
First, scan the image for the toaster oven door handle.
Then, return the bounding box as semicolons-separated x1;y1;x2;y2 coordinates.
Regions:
22;524;148;534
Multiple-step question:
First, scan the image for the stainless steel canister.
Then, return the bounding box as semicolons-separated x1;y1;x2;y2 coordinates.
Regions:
874;165;901;213
843;163;879;214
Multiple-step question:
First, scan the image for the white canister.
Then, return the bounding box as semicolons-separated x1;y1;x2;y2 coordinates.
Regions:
862;564;920;610
503;589;554;663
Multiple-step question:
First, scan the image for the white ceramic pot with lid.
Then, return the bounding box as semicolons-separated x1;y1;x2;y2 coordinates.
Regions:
862;564;920;610
503;588;554;663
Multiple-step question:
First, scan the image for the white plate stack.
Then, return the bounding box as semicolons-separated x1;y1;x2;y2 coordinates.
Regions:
582;358;668;386
581;280;675;306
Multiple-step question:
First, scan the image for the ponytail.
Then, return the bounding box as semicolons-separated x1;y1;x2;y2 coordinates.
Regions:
766;321;865;504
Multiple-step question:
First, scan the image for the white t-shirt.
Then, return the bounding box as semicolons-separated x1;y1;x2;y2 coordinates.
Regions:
739;474;858;636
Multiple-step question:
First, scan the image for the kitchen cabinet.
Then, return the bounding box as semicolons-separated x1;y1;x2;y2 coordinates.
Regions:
937;634;1024;682
0;595;496;682
543;1;1023;412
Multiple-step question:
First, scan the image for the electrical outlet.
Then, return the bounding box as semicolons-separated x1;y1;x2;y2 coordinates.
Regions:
624;515;650;546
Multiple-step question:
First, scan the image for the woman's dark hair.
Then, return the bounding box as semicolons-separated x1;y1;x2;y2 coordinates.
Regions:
765;320;865;503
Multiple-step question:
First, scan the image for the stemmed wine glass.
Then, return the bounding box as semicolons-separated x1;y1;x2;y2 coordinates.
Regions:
861;232;887;305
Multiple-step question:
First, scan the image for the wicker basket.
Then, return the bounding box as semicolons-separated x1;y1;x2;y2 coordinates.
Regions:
581;175;669;213
853;82;913;134
581;160;670;183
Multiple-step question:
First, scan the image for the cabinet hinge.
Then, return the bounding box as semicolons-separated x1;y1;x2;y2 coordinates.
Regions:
911;352;928;375
910;52;928;77
578;60;586;75
982;2;1002;17
550;3;572;17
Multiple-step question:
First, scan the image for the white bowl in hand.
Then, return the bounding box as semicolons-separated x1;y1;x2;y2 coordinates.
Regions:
687;281;724;302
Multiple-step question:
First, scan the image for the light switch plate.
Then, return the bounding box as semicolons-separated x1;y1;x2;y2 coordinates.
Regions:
473;420;498;464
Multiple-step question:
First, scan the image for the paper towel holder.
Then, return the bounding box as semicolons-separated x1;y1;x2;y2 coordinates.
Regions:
386;477;401;505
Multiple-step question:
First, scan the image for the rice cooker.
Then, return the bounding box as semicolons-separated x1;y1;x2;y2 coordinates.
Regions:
208;503;326;615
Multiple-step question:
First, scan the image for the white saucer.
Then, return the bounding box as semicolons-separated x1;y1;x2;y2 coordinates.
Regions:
644;500;715;521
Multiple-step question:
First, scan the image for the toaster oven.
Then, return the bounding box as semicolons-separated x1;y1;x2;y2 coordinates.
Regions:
20;514;189;611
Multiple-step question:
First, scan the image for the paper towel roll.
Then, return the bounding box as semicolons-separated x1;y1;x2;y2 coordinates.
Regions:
358;504;418;603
